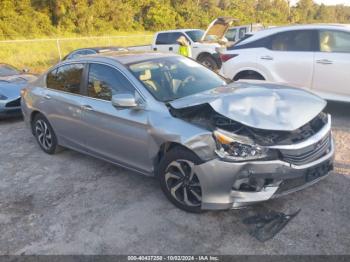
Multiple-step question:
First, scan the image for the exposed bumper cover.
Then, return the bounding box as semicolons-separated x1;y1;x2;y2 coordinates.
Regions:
195;138;334;210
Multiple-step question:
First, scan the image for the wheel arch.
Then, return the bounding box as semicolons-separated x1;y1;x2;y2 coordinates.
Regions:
30;110;42;135
153;141;203;176
233;69;266;81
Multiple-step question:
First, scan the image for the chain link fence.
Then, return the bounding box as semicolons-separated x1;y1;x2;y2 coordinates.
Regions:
0;34;153;73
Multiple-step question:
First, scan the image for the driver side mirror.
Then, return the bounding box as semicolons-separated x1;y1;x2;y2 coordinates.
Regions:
22;68;30;73
111;93;141;109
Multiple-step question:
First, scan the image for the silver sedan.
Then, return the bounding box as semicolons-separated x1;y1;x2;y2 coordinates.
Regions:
21;52;334;212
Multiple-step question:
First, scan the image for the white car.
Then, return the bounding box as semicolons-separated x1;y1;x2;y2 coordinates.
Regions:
220;24;350;102
129;17;234;71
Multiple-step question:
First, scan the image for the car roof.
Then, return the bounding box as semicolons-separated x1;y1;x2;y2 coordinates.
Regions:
237;24;350;45
68;51;179;65
157;29;202;34
71;46;125;53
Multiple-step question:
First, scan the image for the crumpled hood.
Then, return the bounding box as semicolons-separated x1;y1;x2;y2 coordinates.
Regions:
0;74;36;83
169;81;327;131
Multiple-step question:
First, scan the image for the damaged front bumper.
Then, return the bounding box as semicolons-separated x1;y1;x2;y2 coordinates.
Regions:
194;122;335;210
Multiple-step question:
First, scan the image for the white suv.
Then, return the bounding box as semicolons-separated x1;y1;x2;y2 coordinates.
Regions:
220;24;350;102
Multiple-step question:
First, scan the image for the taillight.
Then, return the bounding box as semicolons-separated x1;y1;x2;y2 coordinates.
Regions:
220;54;238;62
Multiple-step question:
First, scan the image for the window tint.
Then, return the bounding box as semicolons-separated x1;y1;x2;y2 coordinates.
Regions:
156;32;186;45
186;30;204;42
225;29;237;42
319;30;350;53
156;33;169;45
87;64;134;101
46;64;84;94
271;30;314;51
239;28;247;39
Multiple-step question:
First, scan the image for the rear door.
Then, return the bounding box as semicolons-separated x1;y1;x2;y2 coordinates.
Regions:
43;63;86;149
154;32;187;54
78;63;151;173
259;30;317;88
312;29;350;98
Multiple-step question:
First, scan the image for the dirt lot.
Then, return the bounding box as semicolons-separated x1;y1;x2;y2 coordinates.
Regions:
0;101;349;255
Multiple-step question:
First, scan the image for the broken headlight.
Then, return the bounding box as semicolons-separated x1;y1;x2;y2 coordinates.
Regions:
213;129;275;161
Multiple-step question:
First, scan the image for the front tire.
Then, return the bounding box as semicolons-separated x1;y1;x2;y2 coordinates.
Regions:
158;148;203;213
32;114;58;154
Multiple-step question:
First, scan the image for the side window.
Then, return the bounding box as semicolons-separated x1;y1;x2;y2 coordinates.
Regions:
168;33;184;44
238;28;247;39
319;30;350;53
225;29;237;41
270;30;315;52
87;64;134;101
156;33;170;45
46;64;84;94
156;32;185;45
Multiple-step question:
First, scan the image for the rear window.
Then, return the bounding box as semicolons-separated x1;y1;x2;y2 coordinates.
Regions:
46;63;84;94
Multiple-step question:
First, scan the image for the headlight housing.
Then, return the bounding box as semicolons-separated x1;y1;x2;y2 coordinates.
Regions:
213;129;276;161
0;94;7;100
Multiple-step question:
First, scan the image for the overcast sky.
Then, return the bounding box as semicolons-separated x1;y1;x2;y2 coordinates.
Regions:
291;0;350;5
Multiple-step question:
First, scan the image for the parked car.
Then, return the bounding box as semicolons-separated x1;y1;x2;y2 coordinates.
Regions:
62;46;128;60
0;63;36;118
225;23;264;44
220;24;350;102
21;52;334;212
129;17;234;71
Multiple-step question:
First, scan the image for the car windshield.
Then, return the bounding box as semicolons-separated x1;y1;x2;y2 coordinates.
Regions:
128;56;227;102
185;30;205;42
0;64;19;77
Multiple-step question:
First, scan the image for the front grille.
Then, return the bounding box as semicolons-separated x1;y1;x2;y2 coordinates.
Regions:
280;134;331;165
5;97;21;108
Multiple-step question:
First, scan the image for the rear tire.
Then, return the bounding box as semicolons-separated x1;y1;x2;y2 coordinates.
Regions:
234;71;265;81
197;55;219;71
32;114;58;154
158;147;203;213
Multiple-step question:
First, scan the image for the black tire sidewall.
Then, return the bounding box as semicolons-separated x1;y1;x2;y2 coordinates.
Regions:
158;147;203;213
33;114;58;154
198;55;218;71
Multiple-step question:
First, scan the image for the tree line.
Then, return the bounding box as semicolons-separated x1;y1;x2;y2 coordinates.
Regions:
0;0;349;39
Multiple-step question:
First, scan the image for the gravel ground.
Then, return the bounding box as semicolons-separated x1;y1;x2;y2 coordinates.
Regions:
0;101;349;255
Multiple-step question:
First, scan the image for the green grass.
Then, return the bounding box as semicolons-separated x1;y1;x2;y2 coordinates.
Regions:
0;32;153;73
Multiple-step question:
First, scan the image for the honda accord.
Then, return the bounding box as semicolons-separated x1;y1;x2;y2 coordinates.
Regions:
21;52;334;212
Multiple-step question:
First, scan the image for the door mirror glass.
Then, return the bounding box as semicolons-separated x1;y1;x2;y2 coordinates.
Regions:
111;93;138;108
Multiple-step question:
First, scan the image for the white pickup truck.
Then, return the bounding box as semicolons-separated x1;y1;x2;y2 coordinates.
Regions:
129;17;234;71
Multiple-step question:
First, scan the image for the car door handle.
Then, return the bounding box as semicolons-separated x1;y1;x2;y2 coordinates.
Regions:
81;105;94;111
260;55;274;60
43;94;51;100
169;47;173;51
316;59;333;65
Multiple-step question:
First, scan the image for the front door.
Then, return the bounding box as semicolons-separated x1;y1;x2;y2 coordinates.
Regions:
312;29;350;99
79;63;151;173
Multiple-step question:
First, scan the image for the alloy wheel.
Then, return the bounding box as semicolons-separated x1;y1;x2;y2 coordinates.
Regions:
164;159;202;207
35;119;52;151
